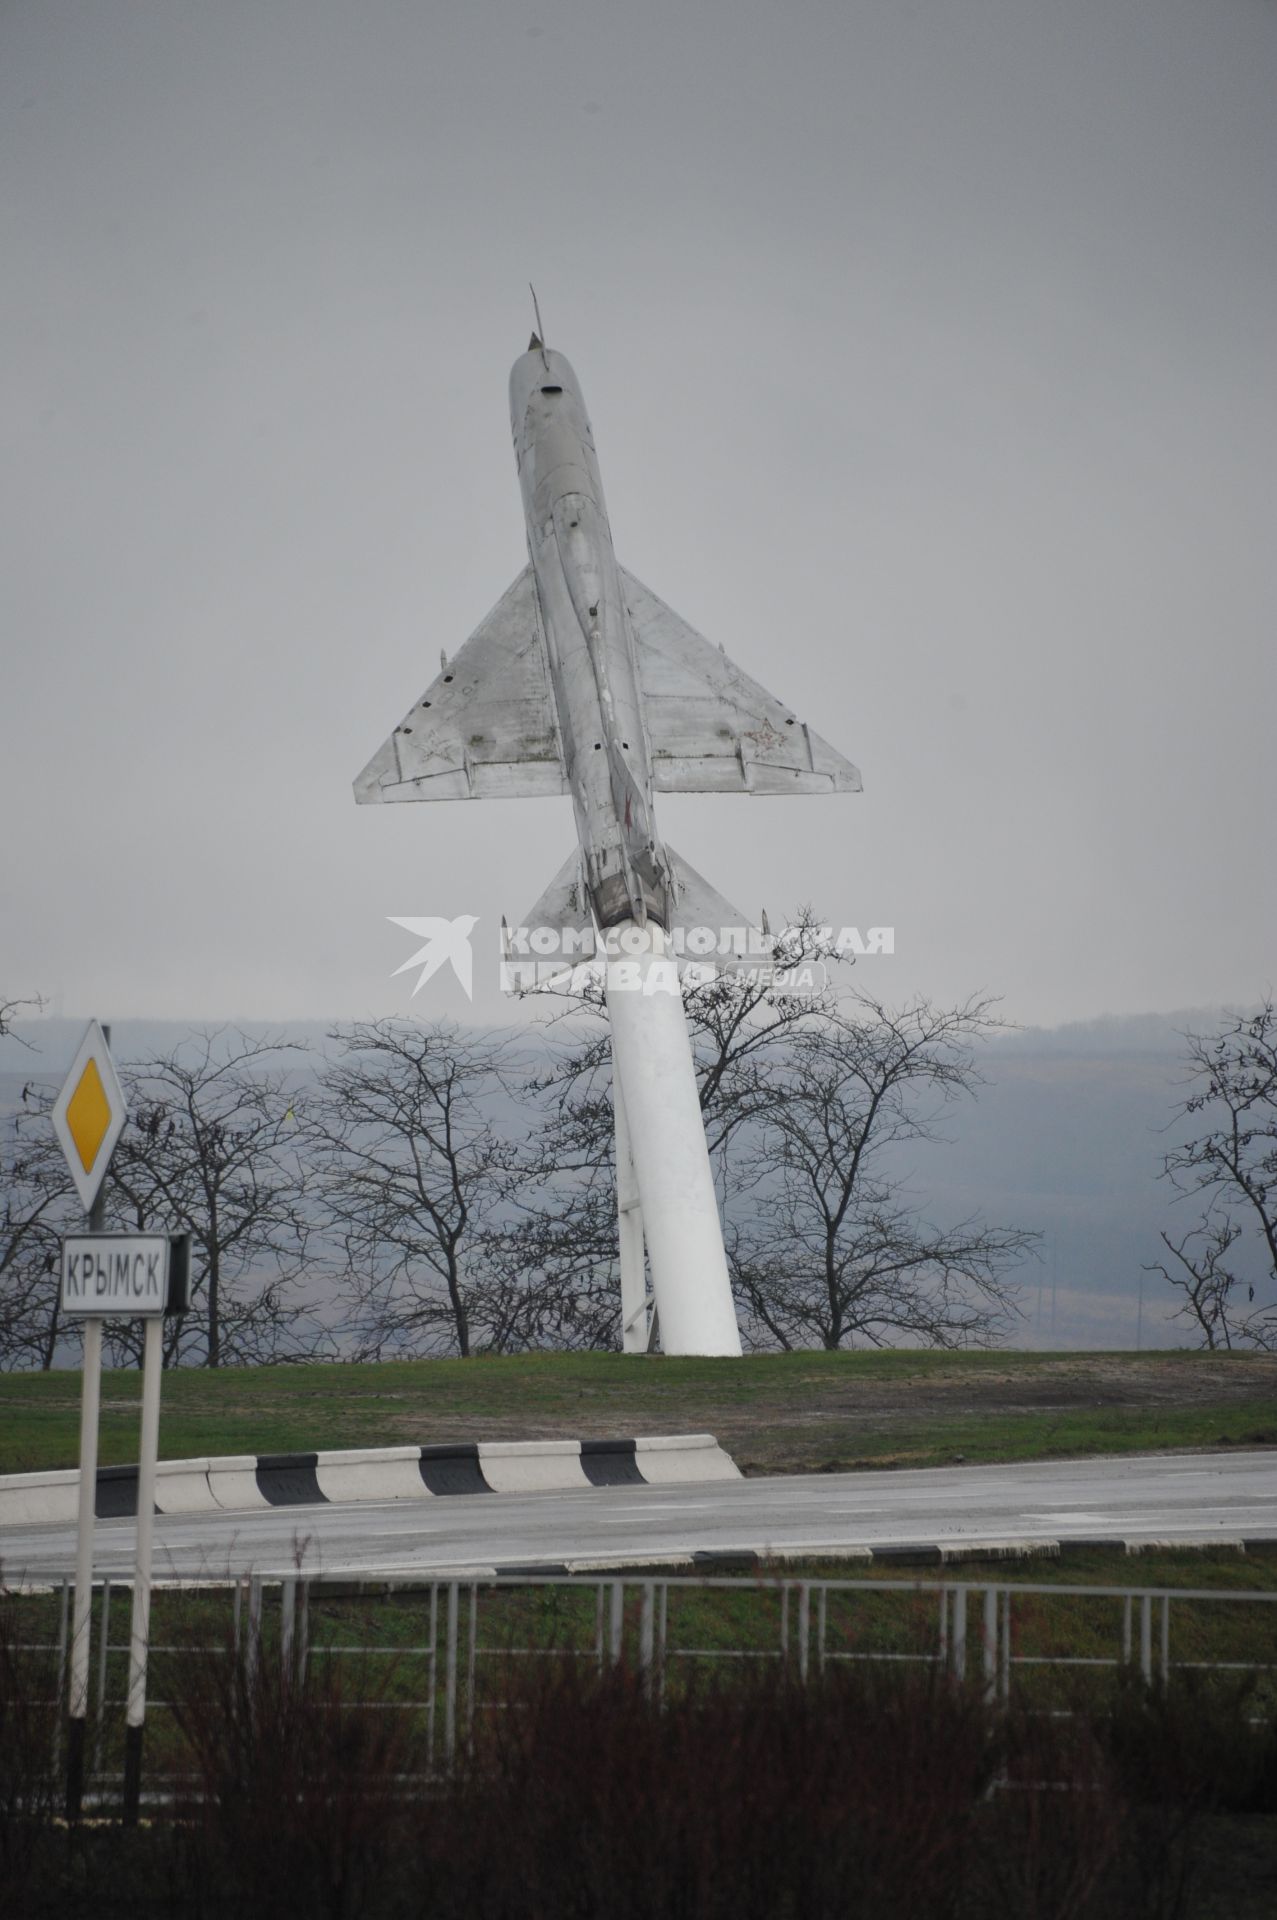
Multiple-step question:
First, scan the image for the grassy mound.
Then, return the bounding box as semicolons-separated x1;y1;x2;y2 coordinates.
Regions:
1;1347;1274;1476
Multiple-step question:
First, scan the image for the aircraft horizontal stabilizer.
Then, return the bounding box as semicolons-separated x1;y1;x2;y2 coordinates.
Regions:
506;848;597;977
505;843;764;982
664;844;768;974
620;567;862;796
354;567;568;803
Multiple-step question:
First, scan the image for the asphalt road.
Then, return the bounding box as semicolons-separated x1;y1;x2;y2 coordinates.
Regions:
2;1451;1274;1584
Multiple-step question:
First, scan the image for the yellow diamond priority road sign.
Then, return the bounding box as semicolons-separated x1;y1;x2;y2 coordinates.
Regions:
51;1019;128;1212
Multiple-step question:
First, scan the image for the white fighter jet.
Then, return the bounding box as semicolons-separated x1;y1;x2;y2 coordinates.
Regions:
355;332;861;1354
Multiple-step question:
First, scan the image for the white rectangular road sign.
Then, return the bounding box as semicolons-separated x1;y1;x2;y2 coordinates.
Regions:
61;1234;170;1318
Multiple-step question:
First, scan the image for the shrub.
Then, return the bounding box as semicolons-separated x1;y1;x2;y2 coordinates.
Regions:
425;1658;996;1919
0;1592;62;1905
166;1619;420;1920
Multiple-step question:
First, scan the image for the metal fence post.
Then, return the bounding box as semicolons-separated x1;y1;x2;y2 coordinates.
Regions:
951;1587;967;1683
982;1588;998;1703
427;1583;438;1769
658;1583;669;1703
1139;1595;1152;1683
1122;1593;1132;1664
818;1586;828;1673
798;1584;811;1684
639;1583;655;1696
53;1577;70;1771
280;1578;296;1677
779;1583;790;1666
999;1589;1011;1704
246;1577;262;1685
444;1582;459;1763
1161;1595;1171;1685
609;1581;624;1666
466;1585;478;1747
93;1579;111;1779
298;1581;310;1686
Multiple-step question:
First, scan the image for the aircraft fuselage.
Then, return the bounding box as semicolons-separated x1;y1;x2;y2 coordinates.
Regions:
509;344;666;931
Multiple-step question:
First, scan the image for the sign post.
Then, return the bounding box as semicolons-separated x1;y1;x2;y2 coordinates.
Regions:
67;1316;101;1819
51;1020;127;1823
51;1021;190;1823
57;1229;187;1822
124;1314;162;1822
121;1230;188;1824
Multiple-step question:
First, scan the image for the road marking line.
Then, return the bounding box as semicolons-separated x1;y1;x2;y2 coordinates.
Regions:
597;1503;715;1513
820;1506;922;1516
1019;1512;1113;1523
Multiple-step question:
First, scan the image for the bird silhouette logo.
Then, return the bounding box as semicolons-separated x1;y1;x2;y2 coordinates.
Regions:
387;915;479;1000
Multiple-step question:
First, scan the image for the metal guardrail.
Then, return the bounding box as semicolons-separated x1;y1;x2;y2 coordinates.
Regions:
14;1570;1277;1784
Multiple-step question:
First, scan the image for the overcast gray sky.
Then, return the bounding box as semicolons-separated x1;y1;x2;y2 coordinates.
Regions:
3;0;1274;1029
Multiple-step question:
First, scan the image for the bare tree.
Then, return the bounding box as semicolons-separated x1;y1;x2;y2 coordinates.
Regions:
2;1009;80;1368
0;1101;78;1370
1148;1003;1277;1351
311;1020;530;1358
727;995;1034;1350
104;1031;314;1367
482;1102;631;1353
0;993;43;1041
493;1012;630;1351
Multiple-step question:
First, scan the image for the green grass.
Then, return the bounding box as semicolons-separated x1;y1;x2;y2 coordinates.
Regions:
1;1347;1274;1477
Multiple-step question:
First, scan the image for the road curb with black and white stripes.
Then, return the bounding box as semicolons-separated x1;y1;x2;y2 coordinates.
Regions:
616;1536;1276;1574
479;1538;1276;1580
0;1434;740;1526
